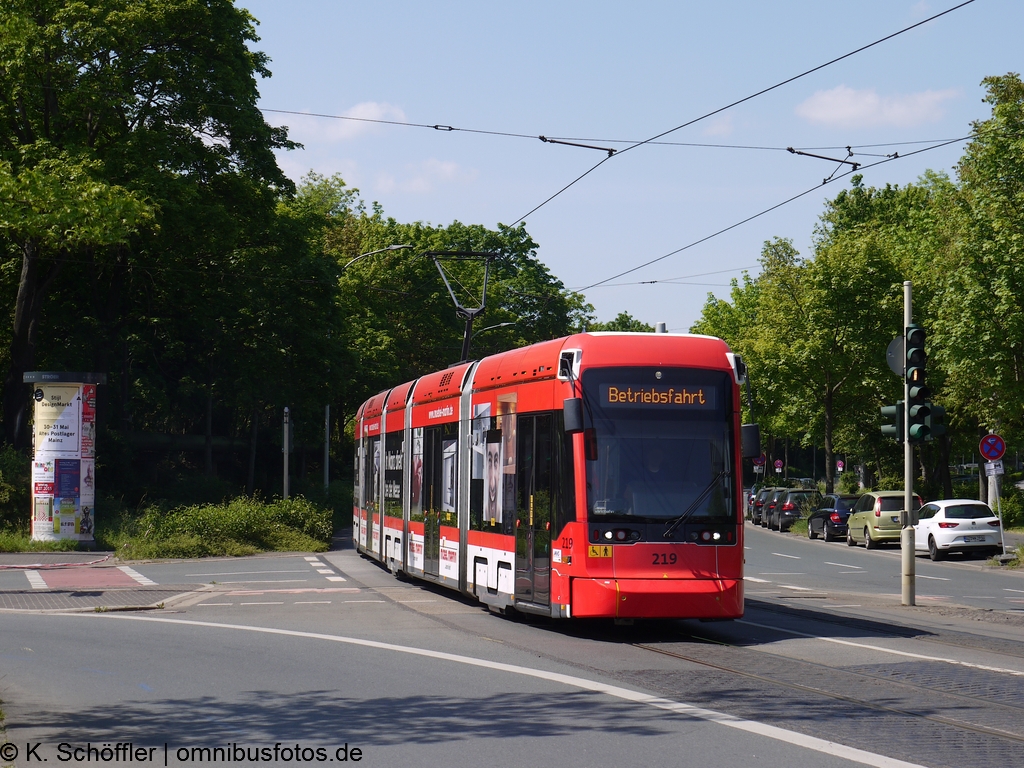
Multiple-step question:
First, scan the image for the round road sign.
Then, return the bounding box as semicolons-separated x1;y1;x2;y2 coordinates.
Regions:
979;434;1006;462
752;454;766;466
773;459;784;469
836;460;845;472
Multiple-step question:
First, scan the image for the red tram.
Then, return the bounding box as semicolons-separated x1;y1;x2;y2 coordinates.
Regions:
353;332;758;620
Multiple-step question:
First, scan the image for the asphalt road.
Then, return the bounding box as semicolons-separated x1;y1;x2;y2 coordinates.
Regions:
2;533;1024;768
743;521;1024;613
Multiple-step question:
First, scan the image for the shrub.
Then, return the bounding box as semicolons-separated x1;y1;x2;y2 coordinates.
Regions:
0;446;30;530
98;495;333;559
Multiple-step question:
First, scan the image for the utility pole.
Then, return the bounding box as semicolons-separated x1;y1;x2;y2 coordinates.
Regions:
902;281;915;607
324;404;330;492
283;407;290;500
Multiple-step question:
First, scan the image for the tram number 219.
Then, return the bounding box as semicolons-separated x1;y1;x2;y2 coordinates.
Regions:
652;552;678;565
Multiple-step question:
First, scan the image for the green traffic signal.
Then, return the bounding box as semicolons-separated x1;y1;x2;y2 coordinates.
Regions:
905;324;929;443
881;402;904;440
926;404;947;439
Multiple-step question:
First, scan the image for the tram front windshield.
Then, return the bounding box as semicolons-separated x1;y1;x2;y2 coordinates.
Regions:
582;368;735;524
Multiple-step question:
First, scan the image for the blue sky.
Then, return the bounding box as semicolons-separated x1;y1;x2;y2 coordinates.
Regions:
240;0;1020;331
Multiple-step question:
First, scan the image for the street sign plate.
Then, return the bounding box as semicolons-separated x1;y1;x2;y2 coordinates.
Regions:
774;459;783;469
754;465;764;474
979;434;1006;461
752;454;766;466
886;337;905;377
836;460;845;472
985;460;1004;477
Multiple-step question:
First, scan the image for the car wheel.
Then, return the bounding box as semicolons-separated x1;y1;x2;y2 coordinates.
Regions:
808;522;818;540
928;536;945;561
823;527;834;543
847;529;856;547
864;527;876;550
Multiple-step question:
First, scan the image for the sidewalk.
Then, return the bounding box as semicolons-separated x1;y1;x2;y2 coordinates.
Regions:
0;551;195;612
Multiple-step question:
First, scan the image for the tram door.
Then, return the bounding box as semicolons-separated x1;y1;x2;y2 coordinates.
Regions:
421;427;442;577
515;414;552;606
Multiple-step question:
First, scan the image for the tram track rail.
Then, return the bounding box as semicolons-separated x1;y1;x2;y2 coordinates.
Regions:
633;635;1024;748
749;600;1024;662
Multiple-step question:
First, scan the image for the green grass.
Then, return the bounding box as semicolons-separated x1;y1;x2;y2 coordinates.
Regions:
99;496;332;559
0;530;82;553
788;518;809;537
0;495;334;559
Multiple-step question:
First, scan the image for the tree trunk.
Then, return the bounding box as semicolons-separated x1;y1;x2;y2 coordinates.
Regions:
3;240;63;447
247;407;258;494
823;386;835;494
205;389;214;475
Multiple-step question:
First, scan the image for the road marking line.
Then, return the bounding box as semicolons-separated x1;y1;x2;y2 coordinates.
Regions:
219;579;309;584
25;571;47;589
916;575;949;581
772;553;800;559
744;577;770;583
738;619;1024;677
758;573;804;576
196;603;233;606
1004;588;1024;594
316;569;334;574
839;571;864;574
240;602;284;605
326;576;347;582
343;600;385;604
87;614;930;768
963;596;995;599
825;562;861;568
304;557;320;562
118;566;156;586
779;585;814;591
185;570;310;576
226;587;360;595
396;600;438;603
294;601;332;604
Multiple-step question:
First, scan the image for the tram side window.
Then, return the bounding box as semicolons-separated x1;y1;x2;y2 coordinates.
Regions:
554;412;576;538
410;428;424;522
364;436;380;517
383;432;404;518
470;413;512;535
422;423;458;528
354;446;362;511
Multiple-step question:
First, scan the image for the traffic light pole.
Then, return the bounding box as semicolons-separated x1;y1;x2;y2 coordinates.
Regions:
902;281;915;607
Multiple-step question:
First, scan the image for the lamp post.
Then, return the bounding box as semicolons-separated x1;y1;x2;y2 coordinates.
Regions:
326;244;412;494
342;244;412;271
471;321;516;339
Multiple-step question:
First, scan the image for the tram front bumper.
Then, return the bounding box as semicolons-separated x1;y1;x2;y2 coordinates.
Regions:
571;577;743;619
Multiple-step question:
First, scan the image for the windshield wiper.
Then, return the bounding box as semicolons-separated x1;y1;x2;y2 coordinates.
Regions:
663;469;728;539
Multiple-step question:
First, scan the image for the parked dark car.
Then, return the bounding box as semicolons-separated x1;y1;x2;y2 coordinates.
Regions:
807;493;860;541
750;486;778;526
761;487;790;528
769;489;822;531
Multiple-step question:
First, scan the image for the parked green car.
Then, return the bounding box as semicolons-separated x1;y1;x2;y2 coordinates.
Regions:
846;491;923;549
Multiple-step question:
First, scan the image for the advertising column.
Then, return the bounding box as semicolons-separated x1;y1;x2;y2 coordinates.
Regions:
24;372;105;543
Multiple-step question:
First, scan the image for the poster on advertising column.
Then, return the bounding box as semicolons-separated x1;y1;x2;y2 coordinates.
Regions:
24;372;105;543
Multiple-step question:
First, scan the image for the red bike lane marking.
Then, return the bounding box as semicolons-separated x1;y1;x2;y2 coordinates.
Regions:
35;567;142;589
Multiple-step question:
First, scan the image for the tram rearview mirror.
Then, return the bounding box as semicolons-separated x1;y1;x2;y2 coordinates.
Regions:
741;423;761;459
564;397;584;434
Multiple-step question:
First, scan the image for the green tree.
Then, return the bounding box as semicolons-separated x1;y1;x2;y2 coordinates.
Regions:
0;0;294;447
932;74;1024;439
589;312;654;332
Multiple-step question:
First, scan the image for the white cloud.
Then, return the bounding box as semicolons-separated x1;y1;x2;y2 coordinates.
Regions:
268;101;407;143
702;115;733;137
374;159;477;195
795;85;958;128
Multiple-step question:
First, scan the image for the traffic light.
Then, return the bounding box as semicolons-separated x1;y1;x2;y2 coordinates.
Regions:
926;404;946;440
881;402;904;440
905;324;930;443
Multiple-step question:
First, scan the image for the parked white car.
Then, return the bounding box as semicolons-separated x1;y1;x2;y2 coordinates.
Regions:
914;499;1003;561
